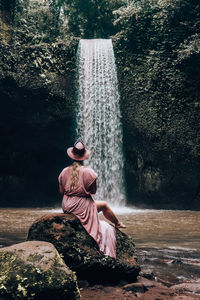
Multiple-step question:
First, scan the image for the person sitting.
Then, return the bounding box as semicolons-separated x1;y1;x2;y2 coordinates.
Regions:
58;141;126;259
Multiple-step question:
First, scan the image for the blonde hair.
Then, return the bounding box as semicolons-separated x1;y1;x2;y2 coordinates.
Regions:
69;161;83;191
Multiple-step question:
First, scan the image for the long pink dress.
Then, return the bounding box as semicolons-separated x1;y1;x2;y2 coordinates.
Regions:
58;166;116;259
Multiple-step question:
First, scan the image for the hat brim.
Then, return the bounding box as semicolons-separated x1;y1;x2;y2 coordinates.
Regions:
67;147;91;161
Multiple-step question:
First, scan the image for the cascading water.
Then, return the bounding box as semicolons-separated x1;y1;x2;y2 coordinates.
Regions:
76;39;126;206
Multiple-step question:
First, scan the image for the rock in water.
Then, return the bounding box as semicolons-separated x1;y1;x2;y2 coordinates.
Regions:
27;214;140;283
0;241;80;300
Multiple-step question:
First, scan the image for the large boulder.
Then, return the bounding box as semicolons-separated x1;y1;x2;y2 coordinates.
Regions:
27;213;140;283
0;241;80;300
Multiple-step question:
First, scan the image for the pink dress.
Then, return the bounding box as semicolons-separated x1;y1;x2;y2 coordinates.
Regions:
58;166;116;259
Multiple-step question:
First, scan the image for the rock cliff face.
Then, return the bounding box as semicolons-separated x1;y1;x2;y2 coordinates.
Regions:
0;0;199;209
0;1;78;206
0;45;77;206
112;0;200;209
114;36;200;208
27;214;140;283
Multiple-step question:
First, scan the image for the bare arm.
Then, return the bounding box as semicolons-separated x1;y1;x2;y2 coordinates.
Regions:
59;183;64;195
89;180;97;194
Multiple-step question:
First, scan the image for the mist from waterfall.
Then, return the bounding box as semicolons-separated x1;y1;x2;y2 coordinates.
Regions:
76;39;126;206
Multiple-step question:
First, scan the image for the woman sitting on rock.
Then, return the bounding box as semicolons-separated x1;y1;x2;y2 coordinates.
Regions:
58;141;126;260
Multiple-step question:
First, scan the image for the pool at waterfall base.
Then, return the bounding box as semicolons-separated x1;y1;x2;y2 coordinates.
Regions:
0;207;200;289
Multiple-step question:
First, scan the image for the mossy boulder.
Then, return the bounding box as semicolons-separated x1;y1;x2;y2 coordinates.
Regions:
27;213;140;284
0;241;80;300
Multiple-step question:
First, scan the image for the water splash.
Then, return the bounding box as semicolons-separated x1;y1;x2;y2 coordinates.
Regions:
42;206;148;215
76;39;126;206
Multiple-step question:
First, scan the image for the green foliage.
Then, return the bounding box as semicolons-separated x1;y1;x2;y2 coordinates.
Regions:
0;0;200;207
0;38;78;206
0;0;17;23
63;0;124;38
113;0;200;207
114;0;200;158
12;0;64;44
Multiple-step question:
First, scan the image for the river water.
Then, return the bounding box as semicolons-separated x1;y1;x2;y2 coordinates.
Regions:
0;207;200;286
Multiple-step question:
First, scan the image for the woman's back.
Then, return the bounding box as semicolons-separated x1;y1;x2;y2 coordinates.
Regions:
59;165;97;197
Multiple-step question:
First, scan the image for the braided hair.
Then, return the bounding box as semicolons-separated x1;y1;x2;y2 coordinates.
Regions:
69;161;83;191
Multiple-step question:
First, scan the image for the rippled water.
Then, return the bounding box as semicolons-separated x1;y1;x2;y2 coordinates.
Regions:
0;207;200;285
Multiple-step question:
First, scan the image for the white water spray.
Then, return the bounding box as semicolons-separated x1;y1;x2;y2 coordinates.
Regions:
76;39;126;206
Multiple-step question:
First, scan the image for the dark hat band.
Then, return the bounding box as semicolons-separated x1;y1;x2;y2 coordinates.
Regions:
72;147;85;156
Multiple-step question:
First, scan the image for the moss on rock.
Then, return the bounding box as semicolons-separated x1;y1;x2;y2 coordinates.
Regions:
27;214;140;284
0;241;80;300
113;0;200;209
0;31;78;207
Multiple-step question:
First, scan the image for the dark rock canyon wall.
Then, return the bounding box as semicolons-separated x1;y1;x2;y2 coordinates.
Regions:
0;0;78;206
0;0;199;209
113;0;200;209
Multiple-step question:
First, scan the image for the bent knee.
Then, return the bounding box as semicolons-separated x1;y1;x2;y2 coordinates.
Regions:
101;201;109;211
96;201;108;212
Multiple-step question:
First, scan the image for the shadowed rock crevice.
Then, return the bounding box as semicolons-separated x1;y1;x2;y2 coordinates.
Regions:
0;75;75;207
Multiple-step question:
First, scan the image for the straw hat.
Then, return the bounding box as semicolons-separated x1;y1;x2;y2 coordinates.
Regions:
67;141;90;161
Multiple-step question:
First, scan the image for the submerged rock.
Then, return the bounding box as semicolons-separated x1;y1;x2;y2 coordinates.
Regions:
171;282;200;294
27;213;140;283
0;241;80;300
81;276;200;300
123;282;148;293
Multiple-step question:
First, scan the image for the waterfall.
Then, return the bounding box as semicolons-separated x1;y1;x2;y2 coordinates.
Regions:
76;39;126;206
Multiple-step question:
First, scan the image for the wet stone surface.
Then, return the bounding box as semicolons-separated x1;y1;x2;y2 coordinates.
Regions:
27;213;140;283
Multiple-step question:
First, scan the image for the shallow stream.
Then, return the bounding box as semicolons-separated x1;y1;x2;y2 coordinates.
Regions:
0;207;200;286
